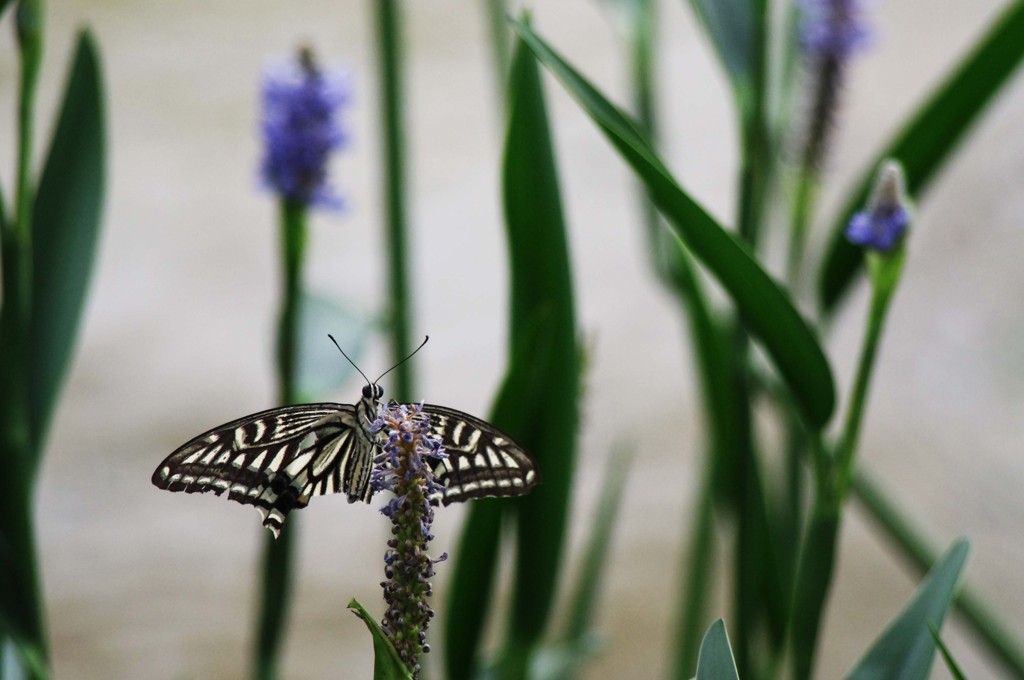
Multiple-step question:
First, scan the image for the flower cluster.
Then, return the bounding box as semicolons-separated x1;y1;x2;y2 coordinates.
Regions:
799;0;871;58
370;402;448;678
846;160;911;252
259;48;349;209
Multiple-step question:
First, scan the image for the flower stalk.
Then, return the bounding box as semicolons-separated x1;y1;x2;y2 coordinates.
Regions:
789;160;911;680
371;403;449;678
788;0;871;282
254;47;349;680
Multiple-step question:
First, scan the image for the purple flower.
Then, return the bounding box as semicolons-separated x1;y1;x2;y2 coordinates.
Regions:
846;160;911;252
800;0;872;58
259;48;349;209
370;402;448;678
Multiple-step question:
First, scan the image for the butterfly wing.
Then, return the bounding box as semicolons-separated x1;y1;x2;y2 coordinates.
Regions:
152;403;375;537
421;404;539;504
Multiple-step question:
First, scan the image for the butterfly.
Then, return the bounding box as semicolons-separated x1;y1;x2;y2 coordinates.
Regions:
152;345;538;537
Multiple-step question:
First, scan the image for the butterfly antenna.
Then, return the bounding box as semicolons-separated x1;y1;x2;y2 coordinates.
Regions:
375;335;429;383
328;334;372;386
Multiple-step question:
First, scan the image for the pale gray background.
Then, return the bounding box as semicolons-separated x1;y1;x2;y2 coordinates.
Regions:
1;0;1022;677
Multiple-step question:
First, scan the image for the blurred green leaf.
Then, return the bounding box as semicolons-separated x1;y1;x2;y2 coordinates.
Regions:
528;636;603;680
295;292;373;402
789;506;840;680
564;448;632;646
819;1;1024;314
27;29;105;461
695;620;740;680
511;19;834;428
930;624;968;680
685;0;754;115
499;24;582;673
443;499;504;680
845;539;970;680
445;24;582;679
348;599;413;680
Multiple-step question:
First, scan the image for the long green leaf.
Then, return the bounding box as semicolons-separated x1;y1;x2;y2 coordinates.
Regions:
28;29;106;460
819;1;1024;314
500;26;581;671
348;599;413;680
695;620;740;680
444;25;581;678
845;539;970;680
511;19;835;428
443;499;504;680
563;448;632;645
930;624;968;680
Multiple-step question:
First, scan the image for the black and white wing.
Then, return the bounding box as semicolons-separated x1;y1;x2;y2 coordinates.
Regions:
152;403;374;537
421;404;539;504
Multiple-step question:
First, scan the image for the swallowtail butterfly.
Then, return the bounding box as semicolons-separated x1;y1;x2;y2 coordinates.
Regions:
152;376;538;538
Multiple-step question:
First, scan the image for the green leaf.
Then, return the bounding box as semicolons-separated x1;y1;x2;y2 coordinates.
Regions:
295;292;373;402
348;599;413;680
27;30;106;461
685;0;754;114
443;499;504;680
819;1;1024;314
930;624;968;680
510;19;835;428
0;624;49;680
845;539;970;680
695;620;740;680
564;448;632;645
501;23;581;668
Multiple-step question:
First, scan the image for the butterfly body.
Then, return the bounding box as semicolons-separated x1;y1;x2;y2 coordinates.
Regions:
153;384;537;537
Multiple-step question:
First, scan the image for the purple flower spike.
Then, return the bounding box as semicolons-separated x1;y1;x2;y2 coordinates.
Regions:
259;48;349;209
846;160;911;252
800;0;872;58
371;402;448;678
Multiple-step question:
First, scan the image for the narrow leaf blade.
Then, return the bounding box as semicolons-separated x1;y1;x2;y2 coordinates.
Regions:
845;539;970;680
501;25;582;666
930;624;968;680
442;499;504;680
28;30;106;456
511;19;835;428
348;599;413;680
695;620;740;680
564;448;633;644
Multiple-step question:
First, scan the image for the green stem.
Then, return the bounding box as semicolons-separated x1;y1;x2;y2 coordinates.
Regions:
275;200;306;405
736;0;770;248
482;0;511;99
787;168;818;286
15;0;43;238
789;250;900;679
833;276;891;501
376;0;415;402
670;453;717;678
853;471;1024;679
253;200;307;680
628;0;665;284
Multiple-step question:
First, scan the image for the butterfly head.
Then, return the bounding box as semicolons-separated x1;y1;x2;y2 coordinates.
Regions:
362;383;385;401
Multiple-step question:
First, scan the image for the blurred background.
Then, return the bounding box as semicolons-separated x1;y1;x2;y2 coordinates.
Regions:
1;0;1023;677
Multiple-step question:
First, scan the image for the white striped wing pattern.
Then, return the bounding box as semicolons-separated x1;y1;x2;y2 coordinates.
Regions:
152;386;538;537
